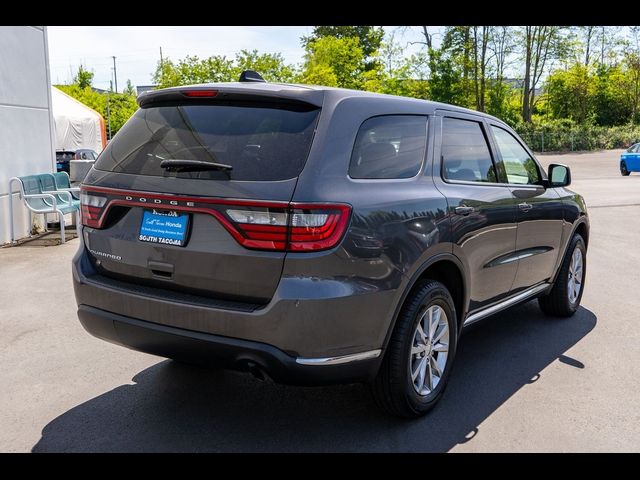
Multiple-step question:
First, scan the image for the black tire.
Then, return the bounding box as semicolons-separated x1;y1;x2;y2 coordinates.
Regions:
372;280;458;418
620;161;630;176
538;234;586;317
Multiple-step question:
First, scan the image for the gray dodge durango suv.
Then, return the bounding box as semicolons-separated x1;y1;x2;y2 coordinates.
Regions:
73;73;589;417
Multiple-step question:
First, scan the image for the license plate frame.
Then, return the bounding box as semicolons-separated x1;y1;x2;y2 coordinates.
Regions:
138;209;190;247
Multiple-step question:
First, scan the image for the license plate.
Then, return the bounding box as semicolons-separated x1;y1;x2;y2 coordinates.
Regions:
139;209;189;247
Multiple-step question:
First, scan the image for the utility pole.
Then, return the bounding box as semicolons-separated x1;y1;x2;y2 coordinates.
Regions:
112;56;118;93
159;46;164;84
106;80;113;140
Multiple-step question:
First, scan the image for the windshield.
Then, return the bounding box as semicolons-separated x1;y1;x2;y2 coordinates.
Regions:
94;103;320;181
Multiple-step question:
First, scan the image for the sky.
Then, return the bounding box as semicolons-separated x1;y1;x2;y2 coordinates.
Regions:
47;26;432;91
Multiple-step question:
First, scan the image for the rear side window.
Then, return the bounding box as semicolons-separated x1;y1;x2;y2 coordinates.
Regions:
94;104;320;181
441;117;497;183
349;115;427;179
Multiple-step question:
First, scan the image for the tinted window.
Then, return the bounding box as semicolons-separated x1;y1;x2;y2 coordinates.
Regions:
628;144;639;153
441;118;497;183
349;115;427;179
94;104;320;181
491;126;540;185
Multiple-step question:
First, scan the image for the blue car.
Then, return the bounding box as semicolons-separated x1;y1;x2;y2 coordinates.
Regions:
620;143;640;176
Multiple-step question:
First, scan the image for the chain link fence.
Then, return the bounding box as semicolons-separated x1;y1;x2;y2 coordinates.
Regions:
518;130;640;153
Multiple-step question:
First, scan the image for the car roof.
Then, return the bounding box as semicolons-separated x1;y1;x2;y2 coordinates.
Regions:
138;81;505;124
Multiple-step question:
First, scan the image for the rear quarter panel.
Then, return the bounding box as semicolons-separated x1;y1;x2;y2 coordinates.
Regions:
288;95;453;349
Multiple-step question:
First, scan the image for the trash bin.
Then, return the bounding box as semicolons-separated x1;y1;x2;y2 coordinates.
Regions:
70;159;94;183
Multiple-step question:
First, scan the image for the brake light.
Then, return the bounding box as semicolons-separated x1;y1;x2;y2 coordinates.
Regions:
80;190;107;228
183;89;218;98
288;205;351;251
223;206;289;250
223;203;350;252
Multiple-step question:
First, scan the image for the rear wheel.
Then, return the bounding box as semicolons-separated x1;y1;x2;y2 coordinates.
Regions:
538;233;586;317
620;161;630;176
372;280;458;418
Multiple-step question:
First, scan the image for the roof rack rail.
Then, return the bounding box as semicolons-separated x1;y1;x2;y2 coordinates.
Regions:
238;70;266;83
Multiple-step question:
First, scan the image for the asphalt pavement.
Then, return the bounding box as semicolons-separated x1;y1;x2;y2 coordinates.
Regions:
1;149;638;452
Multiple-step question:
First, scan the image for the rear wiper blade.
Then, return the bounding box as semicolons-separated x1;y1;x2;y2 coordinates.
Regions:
160;159;233;173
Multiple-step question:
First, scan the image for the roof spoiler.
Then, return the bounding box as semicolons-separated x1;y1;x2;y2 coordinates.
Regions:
238;70;266;83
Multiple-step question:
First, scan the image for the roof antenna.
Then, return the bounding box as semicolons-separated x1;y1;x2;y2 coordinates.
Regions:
239;70;266;83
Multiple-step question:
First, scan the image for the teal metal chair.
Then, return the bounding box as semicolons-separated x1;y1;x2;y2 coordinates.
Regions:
37;173;80;209
52;171;80;200
8;174;80;244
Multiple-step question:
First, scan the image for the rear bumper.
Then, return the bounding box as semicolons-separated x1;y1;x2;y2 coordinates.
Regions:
78;304;380;385
72;242;399;384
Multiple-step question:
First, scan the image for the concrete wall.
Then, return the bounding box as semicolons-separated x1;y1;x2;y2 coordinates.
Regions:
0;26;56;244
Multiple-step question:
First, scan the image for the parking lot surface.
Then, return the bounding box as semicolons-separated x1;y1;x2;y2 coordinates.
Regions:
1;149;638;452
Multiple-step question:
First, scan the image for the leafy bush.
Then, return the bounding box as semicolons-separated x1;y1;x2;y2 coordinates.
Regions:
515;119;640;152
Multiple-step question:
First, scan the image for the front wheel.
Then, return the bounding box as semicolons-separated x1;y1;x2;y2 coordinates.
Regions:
620;161;630;176
538;233;586;317
372;280;458;418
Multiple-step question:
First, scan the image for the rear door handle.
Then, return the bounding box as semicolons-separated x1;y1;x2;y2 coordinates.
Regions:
519;202;533;212
454;206;475;215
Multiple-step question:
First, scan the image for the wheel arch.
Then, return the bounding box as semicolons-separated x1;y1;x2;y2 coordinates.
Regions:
551;217;589;284
381;254;468;354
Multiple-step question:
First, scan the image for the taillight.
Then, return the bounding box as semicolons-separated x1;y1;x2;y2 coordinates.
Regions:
224;203;351;252
80;190;107;228
79;185;351;252
288;205;351;251
224;206;289;250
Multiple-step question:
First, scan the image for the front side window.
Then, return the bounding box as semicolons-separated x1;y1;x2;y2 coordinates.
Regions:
441;117;497;183
491;126;541;185
349;115;427;179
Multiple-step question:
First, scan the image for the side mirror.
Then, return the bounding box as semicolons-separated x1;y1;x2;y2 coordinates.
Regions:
548;163;571;187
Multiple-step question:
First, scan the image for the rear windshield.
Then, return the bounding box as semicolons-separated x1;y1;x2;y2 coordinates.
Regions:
94;103;320;181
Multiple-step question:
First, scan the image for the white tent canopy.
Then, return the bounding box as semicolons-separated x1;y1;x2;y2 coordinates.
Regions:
51;86;106;153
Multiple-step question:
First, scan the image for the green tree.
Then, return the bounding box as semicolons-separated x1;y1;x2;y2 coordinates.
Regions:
486;26;516;122
430;26;494;110
152;51;295;88
302;26;384;70
123;79;136;96
233;50;295;82
545;64;595;124
56;73;138;138
623;51;640;123
427;47;465;105
519;26;570;123
377;52;429;99
73;64;94;89
592;64;631;126
471;26;491;112
299;36;367;90
152;55;236;88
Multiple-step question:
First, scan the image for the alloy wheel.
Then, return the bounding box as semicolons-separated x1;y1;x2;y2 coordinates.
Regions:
567;247;584;304
409;305;450;396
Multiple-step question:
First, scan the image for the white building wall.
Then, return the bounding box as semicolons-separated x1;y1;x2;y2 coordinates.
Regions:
0;26;56;244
